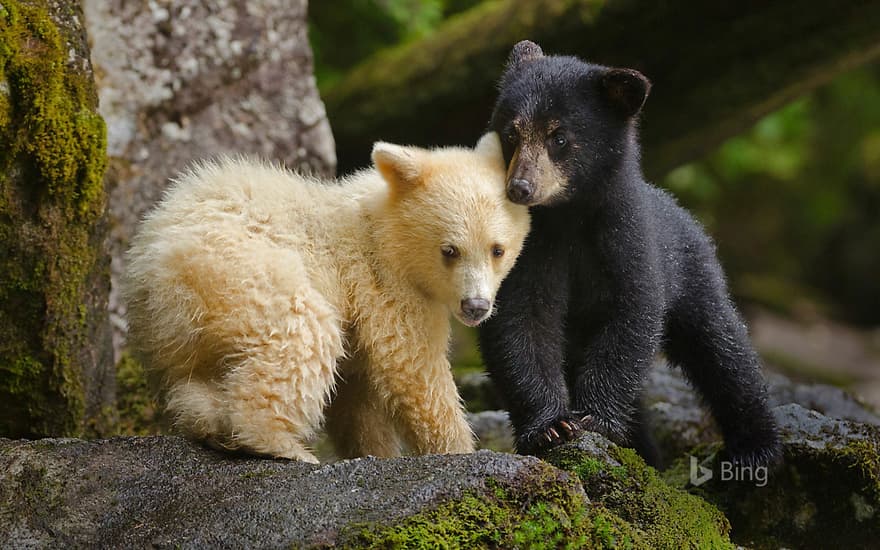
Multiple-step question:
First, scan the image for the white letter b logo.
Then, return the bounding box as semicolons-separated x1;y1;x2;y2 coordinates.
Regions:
689;455;713;486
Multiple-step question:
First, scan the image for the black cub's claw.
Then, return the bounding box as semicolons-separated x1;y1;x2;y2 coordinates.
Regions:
520;415;586;455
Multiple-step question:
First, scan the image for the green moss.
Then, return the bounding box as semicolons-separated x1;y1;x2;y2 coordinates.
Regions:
352;494;508;548
0;1;108;437
347;472;641;549
1;356;43;394
571;455;628;482
547;443;734;549
590;509;636;550
611;448;732;549
115;353;161;436
660;442;723;489
839;439;880;498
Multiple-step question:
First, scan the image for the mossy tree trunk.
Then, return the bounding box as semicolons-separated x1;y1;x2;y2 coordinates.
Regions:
0;1;112;437
324;0;880;175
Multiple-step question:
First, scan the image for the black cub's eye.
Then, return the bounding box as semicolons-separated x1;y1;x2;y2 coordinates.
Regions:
505;128;518;144
552;132;568;149
492;245;505;258
441;245;460;259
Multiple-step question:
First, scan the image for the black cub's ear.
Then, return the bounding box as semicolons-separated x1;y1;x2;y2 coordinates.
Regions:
600;68;651;118
506;40;544;69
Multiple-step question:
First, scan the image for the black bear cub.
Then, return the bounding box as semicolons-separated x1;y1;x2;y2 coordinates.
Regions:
479;41;781;467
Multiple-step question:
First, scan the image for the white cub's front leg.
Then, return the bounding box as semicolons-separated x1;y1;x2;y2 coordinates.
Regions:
375;355;475;455
360;308;475;455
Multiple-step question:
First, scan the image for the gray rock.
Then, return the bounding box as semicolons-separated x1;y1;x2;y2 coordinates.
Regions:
643;364;720;463
469;362;880;546
81;1;336;362
643;362;880;463
766;370;880;425
0;436;580;548
549;430;622;466
775;402;874;449
468;410;514;452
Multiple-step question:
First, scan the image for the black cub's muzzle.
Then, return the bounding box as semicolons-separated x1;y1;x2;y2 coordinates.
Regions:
507;178;534;204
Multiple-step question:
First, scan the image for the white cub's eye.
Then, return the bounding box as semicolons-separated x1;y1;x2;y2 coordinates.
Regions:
441;245;460;259
492;245;505;258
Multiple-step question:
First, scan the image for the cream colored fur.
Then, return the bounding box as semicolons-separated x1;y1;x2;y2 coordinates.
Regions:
123;133;529;462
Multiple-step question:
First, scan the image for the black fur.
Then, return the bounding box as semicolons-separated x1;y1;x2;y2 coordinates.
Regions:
479;41;781;467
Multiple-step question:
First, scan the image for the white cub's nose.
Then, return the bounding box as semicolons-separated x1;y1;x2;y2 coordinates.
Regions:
460;297;491;324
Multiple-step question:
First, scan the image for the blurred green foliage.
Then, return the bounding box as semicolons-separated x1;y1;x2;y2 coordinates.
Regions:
663;67;880;325
309;0;480;90
309;2;879;326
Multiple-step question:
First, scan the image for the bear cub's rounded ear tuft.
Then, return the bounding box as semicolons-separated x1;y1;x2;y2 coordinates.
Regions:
372;142;422;190
507;40;544;69
600;68;652;118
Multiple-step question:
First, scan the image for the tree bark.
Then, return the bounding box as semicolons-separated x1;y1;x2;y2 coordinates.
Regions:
324;0;880;176
83;0;337;368
0;0;112;437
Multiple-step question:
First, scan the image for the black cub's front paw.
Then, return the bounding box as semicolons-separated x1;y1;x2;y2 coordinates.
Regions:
518;414;590;455
572;412;631;446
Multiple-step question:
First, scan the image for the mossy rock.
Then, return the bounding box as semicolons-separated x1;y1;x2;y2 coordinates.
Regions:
0;437;636;548
346;467;639;549
545;433;734;549
0;435;738;548
351;432;737;549
665;404;880;549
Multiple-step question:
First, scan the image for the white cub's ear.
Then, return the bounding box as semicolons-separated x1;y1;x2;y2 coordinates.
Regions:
475;132;504;168
372;142;423;191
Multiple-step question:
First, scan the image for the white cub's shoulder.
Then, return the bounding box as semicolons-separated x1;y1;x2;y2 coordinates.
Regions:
146;156;374;240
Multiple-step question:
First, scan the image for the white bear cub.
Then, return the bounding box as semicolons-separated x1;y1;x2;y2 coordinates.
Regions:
124;133;529;462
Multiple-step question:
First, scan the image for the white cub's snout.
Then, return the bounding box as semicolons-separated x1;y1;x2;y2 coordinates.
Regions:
459;297;491;326
453;267;495;327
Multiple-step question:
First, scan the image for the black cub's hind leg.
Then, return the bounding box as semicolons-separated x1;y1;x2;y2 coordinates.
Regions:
665;299;781;468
